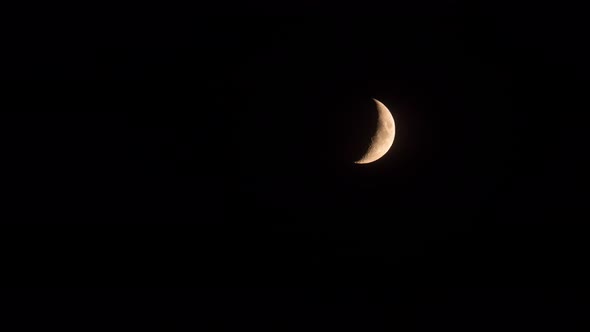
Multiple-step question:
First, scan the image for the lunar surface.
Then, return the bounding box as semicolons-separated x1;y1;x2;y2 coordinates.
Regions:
354;98;396;164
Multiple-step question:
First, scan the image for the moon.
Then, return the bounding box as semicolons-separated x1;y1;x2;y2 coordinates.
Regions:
354;98;396;164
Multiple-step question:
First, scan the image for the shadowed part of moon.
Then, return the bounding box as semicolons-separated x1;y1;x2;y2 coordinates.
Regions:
354;99;396;164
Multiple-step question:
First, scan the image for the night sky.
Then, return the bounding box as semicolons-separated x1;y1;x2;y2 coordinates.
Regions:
1;5;589;331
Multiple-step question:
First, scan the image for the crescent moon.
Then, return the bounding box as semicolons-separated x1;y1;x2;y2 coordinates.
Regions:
354;98;396;164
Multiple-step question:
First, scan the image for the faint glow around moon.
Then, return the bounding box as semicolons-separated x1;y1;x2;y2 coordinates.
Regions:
354;98;396;164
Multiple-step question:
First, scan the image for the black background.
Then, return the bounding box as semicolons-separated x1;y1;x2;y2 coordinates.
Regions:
1;2;589;331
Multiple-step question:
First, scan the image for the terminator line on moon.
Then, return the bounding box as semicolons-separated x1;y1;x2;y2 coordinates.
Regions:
354;98;396;164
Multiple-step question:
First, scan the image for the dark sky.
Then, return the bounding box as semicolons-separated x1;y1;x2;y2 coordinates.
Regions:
1;5;589;331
